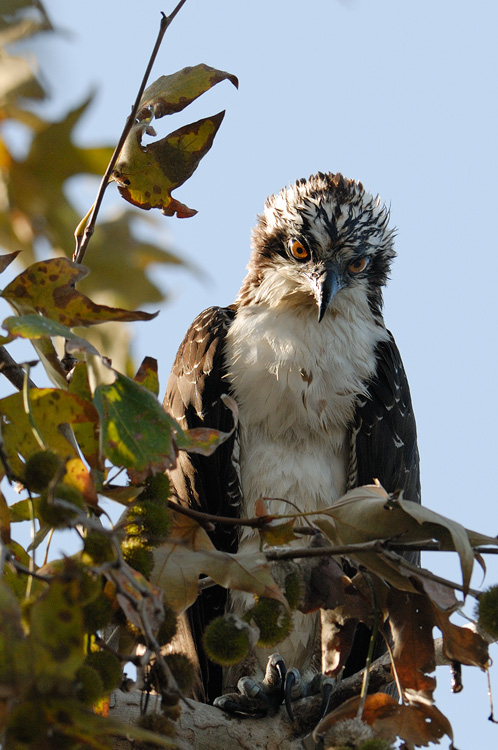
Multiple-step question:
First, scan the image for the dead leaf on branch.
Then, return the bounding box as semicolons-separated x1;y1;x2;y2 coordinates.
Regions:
315;483;495;595
387;589;437;703
152;513;286;615
112;64;238;218
314;692;455;750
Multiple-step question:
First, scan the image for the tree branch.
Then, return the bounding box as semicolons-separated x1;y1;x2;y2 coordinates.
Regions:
73;0;189;265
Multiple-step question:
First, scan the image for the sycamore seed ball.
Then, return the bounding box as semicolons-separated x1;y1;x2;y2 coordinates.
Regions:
245;597;293;647
85;650;122;693
163;653;195;693
476;585;498;639
75;664;105;704
157;604;178;646
203;615;251;666
24;450;63;493
358;740;395;750
121;538;154;578
38;484;85;528
139;713;175;738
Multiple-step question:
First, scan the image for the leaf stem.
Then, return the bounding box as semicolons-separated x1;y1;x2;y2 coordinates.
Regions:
73;1;189;265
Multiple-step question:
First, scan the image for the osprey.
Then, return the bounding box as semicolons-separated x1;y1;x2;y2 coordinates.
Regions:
164;172;420;711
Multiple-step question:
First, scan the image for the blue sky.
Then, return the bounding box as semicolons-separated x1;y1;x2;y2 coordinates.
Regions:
7;0;498;746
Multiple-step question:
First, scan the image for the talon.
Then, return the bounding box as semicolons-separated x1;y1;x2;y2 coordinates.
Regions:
213;694;267;718
318;676;335;720
284;669;297;721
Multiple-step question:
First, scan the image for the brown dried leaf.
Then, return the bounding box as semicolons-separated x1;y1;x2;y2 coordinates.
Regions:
314;692;455;749
387;589;436;703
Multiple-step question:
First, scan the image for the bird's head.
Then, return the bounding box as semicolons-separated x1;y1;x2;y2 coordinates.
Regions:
239;172;396;320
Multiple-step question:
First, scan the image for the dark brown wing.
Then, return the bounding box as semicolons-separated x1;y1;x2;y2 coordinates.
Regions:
344;332;420;678
164;305;241;701
351;332;421;507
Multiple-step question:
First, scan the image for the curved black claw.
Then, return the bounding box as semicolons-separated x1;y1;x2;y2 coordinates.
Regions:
284;667;301;721
318;676;335;721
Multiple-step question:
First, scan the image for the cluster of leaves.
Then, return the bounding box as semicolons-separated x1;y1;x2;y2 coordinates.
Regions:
0;0;188;372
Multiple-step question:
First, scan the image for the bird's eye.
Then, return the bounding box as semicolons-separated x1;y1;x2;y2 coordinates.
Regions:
348;256;370;274
288;239;310;261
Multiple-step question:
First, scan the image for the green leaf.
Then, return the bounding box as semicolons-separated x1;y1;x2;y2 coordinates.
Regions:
137;64;238;118
92;364;234;480
29;579;86;687
0;388;98;474
1;257;158;326
134;356;160;396
3;314;100;356
93;367;178;478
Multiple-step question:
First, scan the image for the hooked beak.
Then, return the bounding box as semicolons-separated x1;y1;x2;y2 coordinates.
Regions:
315;263;344;322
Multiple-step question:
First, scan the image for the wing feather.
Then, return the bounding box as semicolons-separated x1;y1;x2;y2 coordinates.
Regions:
164;305;240;701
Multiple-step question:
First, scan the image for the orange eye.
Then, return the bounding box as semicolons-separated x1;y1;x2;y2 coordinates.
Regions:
348;257;370;274
289;239;310;261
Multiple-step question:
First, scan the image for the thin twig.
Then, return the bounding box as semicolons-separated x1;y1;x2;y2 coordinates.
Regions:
0;346;37;390
73;0;189;265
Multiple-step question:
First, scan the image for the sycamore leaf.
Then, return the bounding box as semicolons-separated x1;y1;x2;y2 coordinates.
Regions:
30;579;86;683
114;113;225;217
314;693;454;750
0;491;10;544
0;388;98;474
63;457;98;506
105;561;164;635
0;251;20;273
1;257;157;326
134;356;159;396
92;361;235;480
316;484;477;594
2;314;100;356
92;369;179;479
136;64;239;119
68;362;101;468
112;64;237;218
152;543;286;615
387;589;436;703
255;498;297;546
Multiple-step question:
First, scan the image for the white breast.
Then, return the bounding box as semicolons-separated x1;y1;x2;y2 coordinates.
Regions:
225;290;388;521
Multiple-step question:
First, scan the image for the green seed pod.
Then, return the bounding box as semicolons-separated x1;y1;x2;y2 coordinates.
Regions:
476;585;498;638
125;501;170;546
85;650;122;693
138;712;175;737
75;664;105;704
82;590;114;633
156;604;178;646
284;570;302;610
121;539;154;578
245;598;293;647
24;450;63;493
83;530;116;564
203;615;251;666
38;484;85;528
141;473;170;503
163;652;195;693
359;740;395;750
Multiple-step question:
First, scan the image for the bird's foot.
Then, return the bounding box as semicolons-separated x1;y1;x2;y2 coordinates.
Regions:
213;653;286;717
284;669;336;722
